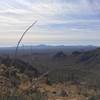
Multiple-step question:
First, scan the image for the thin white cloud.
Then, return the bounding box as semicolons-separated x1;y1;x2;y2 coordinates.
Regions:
0;0;100;46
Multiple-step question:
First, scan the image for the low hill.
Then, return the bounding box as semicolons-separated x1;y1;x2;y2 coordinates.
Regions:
49;47;100;87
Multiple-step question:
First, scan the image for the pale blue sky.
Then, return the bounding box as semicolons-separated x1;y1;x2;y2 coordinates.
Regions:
0;0;100;46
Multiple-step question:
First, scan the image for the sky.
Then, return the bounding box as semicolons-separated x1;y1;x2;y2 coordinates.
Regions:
0;0;100;46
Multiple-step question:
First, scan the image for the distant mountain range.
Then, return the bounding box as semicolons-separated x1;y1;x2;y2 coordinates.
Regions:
0;45;97;55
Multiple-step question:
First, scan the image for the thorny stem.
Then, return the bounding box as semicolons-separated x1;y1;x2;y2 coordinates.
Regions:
9;21;37;89
14;20;37;60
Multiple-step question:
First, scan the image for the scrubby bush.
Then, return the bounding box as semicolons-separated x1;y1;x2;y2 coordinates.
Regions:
0;91;46;100
89;95;100;100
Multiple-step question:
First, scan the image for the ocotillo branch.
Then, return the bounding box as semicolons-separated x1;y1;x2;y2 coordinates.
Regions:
14;20;37;59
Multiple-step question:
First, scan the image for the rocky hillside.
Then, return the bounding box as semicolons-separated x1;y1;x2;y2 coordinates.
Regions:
0;57;39;95
50;48;100;87
0;47;100;99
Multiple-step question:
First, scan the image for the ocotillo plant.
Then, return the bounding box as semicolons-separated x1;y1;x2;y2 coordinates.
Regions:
14;21;37;61
9;21;37;81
